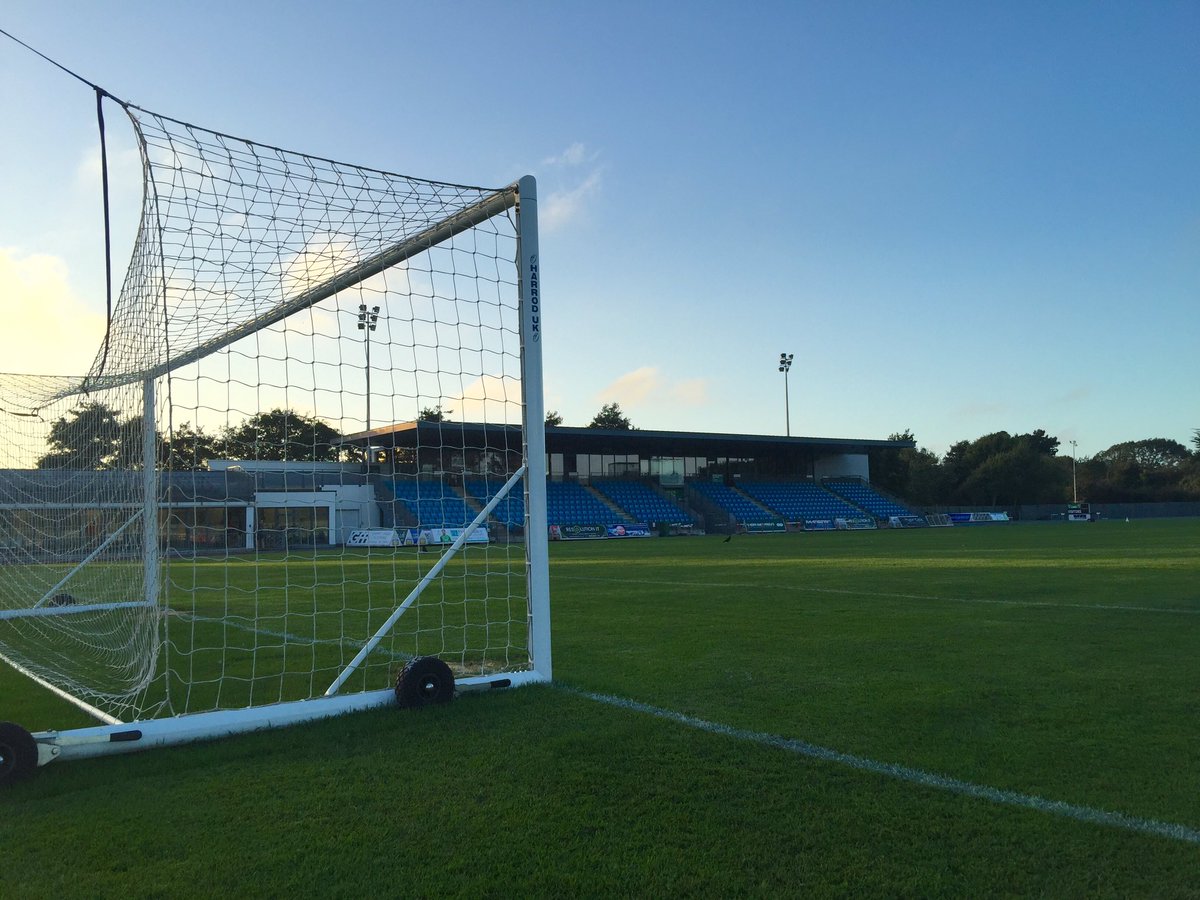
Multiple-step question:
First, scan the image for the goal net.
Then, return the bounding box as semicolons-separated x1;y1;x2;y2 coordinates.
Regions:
0;105;549;741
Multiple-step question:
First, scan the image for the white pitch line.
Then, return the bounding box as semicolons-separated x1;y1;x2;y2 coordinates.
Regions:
568;687;1200;846
553;573;1200;616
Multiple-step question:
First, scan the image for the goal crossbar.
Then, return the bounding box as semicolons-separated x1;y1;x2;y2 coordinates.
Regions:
81;184;521;392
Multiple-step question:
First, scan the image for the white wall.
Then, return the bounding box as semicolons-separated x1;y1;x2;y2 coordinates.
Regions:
320;483;377;544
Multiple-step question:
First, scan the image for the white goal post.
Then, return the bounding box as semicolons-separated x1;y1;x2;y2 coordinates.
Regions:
0;105;550;782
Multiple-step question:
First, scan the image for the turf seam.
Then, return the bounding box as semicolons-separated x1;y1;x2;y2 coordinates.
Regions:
565;686;1200;846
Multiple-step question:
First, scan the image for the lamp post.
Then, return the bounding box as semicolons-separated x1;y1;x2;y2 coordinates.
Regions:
357;304;380;431
778;352;794;436
1069;439;1078;502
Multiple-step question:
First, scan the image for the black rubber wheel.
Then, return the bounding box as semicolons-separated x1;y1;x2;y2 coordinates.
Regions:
0;721;38;787
395;656;455;708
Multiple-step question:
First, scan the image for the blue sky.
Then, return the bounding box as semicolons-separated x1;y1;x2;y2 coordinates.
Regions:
1;1;1196;457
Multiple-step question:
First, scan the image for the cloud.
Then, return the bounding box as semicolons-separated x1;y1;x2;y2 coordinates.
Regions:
0;248;107;376
541;169;603;232
449;374;523;424
595;368;711;410
537;142;603;232
596;366;662;405
542;142;589;167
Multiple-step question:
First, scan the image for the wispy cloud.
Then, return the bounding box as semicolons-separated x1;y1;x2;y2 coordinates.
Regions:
541;142;589;167
542;169;603;232
538;142;604;232
596;367;711;410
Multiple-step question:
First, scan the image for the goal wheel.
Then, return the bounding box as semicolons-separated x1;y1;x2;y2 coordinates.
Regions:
395;656;455;708
0;722;38;787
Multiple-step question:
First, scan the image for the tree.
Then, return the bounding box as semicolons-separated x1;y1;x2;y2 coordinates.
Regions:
419;405;450;422
37;402;160;470
1192;429;1199;455
161;422;224;471
940;430;1067;505
1085;438;1199;502
905;446;948;505
1095;438;1192;470
545;410;564;427
588;402;634;430
959;443;1065;506
1025;429;1060;456
220;409;342;462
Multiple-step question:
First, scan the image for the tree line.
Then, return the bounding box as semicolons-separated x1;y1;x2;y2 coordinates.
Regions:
869;429;1200;507
35;401;637;471
37;403;343;471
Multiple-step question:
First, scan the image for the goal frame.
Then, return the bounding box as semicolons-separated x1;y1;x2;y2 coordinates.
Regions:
6;175;551;772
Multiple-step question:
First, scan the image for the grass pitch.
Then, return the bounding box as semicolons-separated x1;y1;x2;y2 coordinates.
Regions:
3;519;1199;897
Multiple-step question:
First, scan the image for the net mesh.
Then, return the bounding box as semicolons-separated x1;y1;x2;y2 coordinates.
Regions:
0;106;535;724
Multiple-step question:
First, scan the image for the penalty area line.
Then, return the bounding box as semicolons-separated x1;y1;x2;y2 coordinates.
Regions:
566;686;1200;846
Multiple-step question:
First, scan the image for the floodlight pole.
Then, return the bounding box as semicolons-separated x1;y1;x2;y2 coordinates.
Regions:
357;304;380;431
778;352;794;437
1069;439;1078;502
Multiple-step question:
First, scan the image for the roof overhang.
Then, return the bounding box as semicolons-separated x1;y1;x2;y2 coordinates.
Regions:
338;422;915;456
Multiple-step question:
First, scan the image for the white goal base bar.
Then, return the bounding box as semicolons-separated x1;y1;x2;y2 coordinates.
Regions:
31;669;549;767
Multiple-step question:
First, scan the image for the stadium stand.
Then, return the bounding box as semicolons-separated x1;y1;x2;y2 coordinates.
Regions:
738;481;863;521
385;480;476;528
463;478;526;528
688;481;782;525
545;481;629;526
591;480;695;526
824;480;917;519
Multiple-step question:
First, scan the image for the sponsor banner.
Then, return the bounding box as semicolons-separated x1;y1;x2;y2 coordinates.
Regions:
347;529;403;547
889;515;929;528
744;521;786;533
551;523;607;540
549;523;653;540
606;523;651;538
840;517;877;531
412;526;489;546
804;519;835;532
948;512;1010;524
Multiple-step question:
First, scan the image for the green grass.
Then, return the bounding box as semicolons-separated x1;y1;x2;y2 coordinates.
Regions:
3;520;1200;897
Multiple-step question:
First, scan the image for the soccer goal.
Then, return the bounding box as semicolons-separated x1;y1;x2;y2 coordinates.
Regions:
0;105;550;784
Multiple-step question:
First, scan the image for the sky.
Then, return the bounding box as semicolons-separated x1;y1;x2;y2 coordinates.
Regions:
1;1;1196;458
